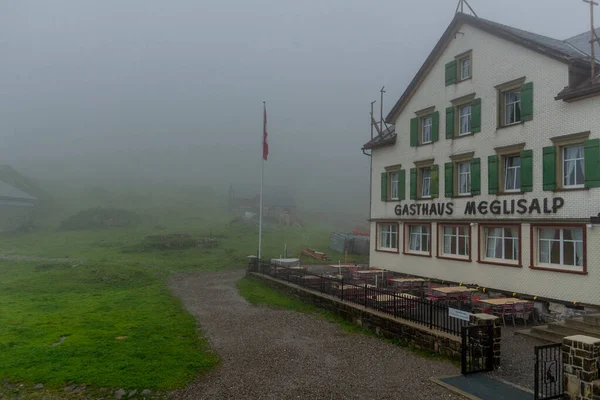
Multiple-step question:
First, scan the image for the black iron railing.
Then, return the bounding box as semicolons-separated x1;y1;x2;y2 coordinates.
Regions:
248;259;469;336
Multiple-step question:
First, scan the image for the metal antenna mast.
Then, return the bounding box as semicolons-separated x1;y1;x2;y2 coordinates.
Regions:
455;0;478;17
370;100;376;139
379;86;386;133
583;0;600;80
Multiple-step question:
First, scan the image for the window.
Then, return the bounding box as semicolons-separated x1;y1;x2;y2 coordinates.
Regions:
458;104;471;136
458;161;471;195
562;144;584;188
484;226;519;261
421;116;432;144
378;223;398;251
504;155;521;192
503;90;521;125
408;224;430;254
441;225;469;257
459;56;471;81
390;171;399;200
537;227;583;269
421;167;431;198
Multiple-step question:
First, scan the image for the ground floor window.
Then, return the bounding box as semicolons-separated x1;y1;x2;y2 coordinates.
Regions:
439;224;470;259
405;224;431;256
378;222;399;252
535;226;584;271
481;225;520;265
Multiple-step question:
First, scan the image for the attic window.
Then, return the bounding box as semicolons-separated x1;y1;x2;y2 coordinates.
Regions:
458;54;471;81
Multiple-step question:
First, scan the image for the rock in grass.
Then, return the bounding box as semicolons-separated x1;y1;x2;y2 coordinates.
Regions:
141;389;152;396
33;384;43;390
114;388;126;399
129;389;137;396
64;384;76;392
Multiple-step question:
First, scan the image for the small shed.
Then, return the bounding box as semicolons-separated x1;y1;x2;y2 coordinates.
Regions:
0;180;36;232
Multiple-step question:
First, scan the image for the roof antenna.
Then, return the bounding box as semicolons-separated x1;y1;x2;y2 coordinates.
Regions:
379;86;386;133
583;0;600;81
455;0;478;17
370;100;376;139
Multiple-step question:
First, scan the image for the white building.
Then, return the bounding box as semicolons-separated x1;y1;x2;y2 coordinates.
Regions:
363;13;600;307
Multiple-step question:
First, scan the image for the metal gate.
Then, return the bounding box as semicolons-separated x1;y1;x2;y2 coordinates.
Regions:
461;324;494;375
534;343;563;400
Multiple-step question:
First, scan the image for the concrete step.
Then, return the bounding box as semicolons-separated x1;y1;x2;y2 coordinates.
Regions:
546;321;600;339
583;314;600;326
515;327;563;344
565;317;600;335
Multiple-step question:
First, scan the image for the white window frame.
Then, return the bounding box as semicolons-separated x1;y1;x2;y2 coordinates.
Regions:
460;57;471;81
504;155;521;192
458;104;471;136
483;226;519;263
440;225;470;258
421;116;432;144
390;171;399;200
378;223;399;251
503;90;521;126
457;161;471;196
537;227;584;270
562;144;585;189
407;224;430;255
421;167;431;199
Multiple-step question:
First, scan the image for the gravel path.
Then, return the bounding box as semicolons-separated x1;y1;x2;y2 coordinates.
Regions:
169;270;461;400
487;325;545;390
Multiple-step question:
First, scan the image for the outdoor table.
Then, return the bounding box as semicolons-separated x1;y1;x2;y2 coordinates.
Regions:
433;286;478;295
389;278;425;283
299;275;320;280
289;266;306;270
373;293;417;302
355;269;385;275
478;298;529;305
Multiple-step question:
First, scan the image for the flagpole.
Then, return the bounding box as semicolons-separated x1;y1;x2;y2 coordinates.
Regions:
258;101;266;261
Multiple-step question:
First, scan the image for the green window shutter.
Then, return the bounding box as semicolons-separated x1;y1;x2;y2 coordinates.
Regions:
471;98;481;133
398;169;406;200
542;146;557;191
520;149;533;192
431;111;440;142
445;106;454;139
488;155;499;194
520;82;533;121
410;168;417;200
410;117;418;147
444;162;454;198
381;172;388;201
471;158;481;195
445;61;457;86
584;139;600;188
431;164;439;198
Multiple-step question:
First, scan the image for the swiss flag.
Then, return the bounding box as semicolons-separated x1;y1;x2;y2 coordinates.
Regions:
263;103;269;161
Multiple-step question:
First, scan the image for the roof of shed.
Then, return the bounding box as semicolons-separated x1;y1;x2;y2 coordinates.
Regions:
0;180;36;202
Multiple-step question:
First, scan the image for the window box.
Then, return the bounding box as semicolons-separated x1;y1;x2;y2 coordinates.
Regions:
477;224;521;267
437;223;471;262
529;224;587;275
376;222;400;253
403;222;432;257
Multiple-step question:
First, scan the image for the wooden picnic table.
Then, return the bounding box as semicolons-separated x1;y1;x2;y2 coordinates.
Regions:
479;298;529;306
390;278;425;283
328;264;358;269
289;266;306;270
372;293;418;302
433;286;478;295
355;269;385;274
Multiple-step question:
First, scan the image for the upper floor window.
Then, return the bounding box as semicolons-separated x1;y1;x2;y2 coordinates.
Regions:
421;167;432;198
381;167;405;201
496;78;533;128
421;116;433;144
563;144;584;188
458;161;471;196
458;104;471;136
459;55;471;81
389;171;400;200
504;155;521;192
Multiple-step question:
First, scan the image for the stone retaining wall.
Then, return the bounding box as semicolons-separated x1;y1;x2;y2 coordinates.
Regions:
247;272;463;360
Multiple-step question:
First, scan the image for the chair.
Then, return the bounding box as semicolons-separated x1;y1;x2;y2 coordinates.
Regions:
496;301;516;326
515;302;535;326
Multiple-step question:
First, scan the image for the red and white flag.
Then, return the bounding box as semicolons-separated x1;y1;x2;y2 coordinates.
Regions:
263;103;269;161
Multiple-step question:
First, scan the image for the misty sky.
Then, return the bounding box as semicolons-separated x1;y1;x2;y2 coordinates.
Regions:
0;0;594;210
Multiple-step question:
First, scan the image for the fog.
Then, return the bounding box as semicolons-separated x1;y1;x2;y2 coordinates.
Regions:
0;0;592;216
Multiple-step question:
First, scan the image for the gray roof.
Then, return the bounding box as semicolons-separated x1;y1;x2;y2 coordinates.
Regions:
0;180;36;202
565;29;600;61
362;125;396;150
230;184;295;208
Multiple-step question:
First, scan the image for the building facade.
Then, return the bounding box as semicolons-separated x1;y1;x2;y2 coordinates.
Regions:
363;14;600;306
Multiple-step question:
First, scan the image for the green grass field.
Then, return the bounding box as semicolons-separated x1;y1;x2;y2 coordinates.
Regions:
0;182;368;395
